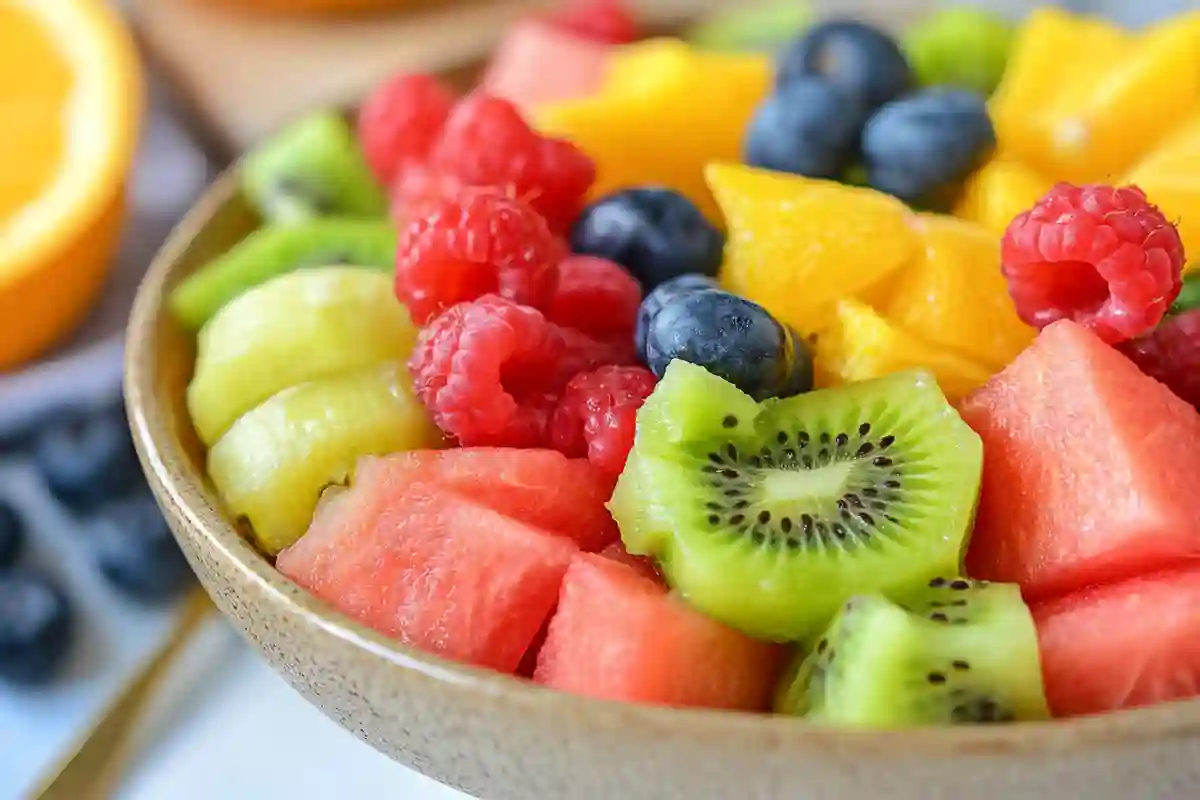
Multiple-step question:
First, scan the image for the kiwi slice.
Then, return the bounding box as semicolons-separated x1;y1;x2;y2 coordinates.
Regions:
187;267;418;447
775;580;1050;727
241;112;387;224
207;362;442;555
609;360;982;642
169;218;398;331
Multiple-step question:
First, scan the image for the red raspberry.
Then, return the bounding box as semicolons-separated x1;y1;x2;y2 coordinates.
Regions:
1001;183;1185;344
1117;309;1200;408
389;162;463;223
544;0;638;44
543;256;642;347
428;92;596;235
409;296;630;446
357;73;456;185
549;366;657;477
394;187;563;324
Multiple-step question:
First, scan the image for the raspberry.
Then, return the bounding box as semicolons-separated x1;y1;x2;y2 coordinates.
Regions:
1001;183;1185;344
409;296;630;446
357;73;456;185
394;187;564;323
1118;309;1200;409
549;366;657;476
543;255;642;345
389;162;463;223
544;0;638;44
428;92;595;235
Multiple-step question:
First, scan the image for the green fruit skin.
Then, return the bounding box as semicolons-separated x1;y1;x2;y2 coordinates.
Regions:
241;111;387;224
187;267;417;446
207;362;442;556
168;219;398;331
904;7;1015;97
686;0;811;52
1170;271;1200;315
609;360;983;643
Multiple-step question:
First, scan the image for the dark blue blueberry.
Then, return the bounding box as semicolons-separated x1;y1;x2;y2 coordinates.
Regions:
0;571;73;686
32;402;141;512
862;88;995;210
569;188;724;292
634;274;719;360
743;78;865;179
90;493;193;603
0;501;24;571
644;290;813;401
777;20;913;112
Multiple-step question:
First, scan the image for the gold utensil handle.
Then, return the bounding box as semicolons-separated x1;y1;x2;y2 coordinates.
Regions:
28;588;215;800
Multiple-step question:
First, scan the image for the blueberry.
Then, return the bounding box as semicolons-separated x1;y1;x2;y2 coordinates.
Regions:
645;290;813;401
777;20;914;112
0;571;74;686
569;188;724;291
0;501;25;571
90;494;193;603
862;88;995;210
32;402;142;512
743;78;865;179
634;274;720;359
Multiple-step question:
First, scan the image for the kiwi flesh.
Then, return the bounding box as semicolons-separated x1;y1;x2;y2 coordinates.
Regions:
168;218;397;331
775;579;1050;727
609;359;983;642
187;267;418;447
241;112;387;224
207;362;443;555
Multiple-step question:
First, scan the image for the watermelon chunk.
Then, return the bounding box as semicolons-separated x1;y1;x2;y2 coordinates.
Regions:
1034;566;1200;717
959;320;1200;601
355;448;618;552
482;19;613;115
277;480;578;673
534;553;786;710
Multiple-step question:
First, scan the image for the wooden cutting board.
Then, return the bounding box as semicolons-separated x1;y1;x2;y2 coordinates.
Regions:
128;0;732;161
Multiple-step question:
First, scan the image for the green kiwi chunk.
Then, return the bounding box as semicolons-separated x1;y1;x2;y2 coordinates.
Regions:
685;0;812;52
609;360;982;642
241;111;387;224
168;218;397;330
775;580;1050;727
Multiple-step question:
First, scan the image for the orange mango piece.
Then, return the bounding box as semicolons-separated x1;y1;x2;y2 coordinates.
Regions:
1124;109;1200;274
953;156;1054;235
536;39;770;222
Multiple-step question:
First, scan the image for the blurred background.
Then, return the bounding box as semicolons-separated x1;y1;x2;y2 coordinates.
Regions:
0;0;1191;797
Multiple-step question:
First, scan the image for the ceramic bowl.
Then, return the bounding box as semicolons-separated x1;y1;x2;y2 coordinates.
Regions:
126;167;1200;800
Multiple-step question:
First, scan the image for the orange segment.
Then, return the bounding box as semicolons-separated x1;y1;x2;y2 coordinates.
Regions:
814;299;992;403
0;0;141;370
537;40;769;222
954;156;1054;234
1125;109;1200;274
883;215;1035;370
705;163;918;335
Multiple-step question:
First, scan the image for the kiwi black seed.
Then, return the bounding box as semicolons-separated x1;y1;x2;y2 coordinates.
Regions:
774;583;1050;727
610;363;984;643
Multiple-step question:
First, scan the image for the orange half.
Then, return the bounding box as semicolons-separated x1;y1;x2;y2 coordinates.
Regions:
0;0;142;370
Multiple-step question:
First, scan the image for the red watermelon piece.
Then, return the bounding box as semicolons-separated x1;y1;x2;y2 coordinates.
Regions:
534;553;786;710
959;319;1200;601
356;448;618;552
277;480;578;673
481;19;612;115
1034;565;1200;717
598;541;662;583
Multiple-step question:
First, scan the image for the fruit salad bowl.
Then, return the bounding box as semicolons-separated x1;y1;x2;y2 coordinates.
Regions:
126;162;1200;800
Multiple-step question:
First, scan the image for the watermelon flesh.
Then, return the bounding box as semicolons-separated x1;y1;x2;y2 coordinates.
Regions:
534;553;786;710
354;448;619;552
1034;565;1200;717
959;319;1200;601
277;480;578;673
481;19;612;115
